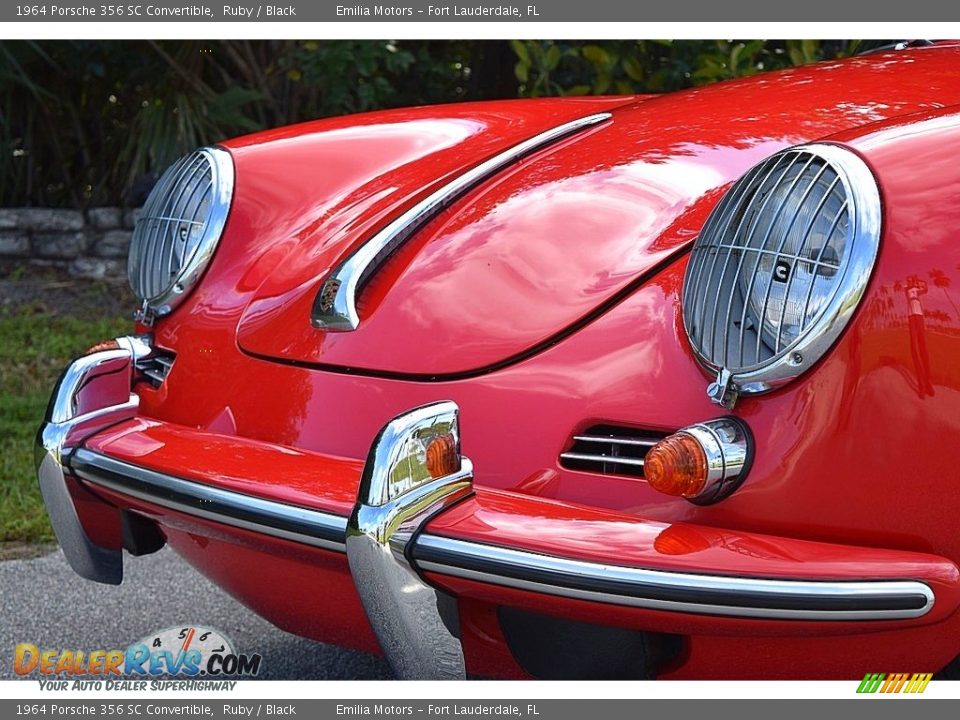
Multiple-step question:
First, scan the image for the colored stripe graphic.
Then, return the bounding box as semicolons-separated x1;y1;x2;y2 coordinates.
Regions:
857;672;931;693
857;673;885;693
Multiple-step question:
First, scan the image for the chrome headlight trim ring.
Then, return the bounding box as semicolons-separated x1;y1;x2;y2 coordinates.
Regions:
128;146;234;322
682;143;881;408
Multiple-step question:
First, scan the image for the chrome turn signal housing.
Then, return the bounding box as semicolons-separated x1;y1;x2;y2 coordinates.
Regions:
644;417;753;504
365;401;468;505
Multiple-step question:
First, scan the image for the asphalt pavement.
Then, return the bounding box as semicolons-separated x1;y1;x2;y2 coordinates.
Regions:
0;547;393;680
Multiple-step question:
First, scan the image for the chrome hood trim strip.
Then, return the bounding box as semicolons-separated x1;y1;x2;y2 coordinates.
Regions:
311;112;613;331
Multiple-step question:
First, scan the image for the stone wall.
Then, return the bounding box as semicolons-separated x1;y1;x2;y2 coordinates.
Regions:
0;207;141;279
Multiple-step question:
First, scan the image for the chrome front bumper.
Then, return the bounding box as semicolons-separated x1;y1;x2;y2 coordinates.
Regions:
39;339;940;679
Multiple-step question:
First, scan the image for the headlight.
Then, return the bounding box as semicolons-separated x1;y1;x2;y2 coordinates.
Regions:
127;147;234;324
682;143;880;408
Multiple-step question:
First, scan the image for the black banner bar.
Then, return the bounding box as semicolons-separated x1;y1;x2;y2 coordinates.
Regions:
1;0;956;22
1;699;959;720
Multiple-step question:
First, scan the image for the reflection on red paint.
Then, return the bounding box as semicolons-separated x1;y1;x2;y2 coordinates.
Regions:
68;47;960;679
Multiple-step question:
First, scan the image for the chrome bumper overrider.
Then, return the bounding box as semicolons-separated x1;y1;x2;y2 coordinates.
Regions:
35;336;150;584
39;339;937;679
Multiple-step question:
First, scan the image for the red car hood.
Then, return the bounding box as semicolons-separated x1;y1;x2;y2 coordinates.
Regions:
227;48;960;377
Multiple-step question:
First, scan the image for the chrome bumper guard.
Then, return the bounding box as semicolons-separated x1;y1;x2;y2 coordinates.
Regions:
35;336;151;584
40;339;936;679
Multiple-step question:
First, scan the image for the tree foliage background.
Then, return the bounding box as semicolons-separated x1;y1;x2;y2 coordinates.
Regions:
0;39;867;208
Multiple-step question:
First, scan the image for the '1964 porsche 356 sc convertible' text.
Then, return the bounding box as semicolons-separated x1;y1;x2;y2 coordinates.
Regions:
37;42;960;679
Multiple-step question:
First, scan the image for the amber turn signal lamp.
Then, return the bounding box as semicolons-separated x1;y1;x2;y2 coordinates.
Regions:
645;434;708;498
426;433;459;479
644;418;753;504
85;340;120;355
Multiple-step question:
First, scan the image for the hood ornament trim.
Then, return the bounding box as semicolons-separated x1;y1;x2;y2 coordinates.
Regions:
311;112;613;332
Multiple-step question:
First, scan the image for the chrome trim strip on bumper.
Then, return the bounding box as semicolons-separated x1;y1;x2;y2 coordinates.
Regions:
40;350;937;631
411;535;935;621
64;429;935;623
69;448;348;553
311;112;612;331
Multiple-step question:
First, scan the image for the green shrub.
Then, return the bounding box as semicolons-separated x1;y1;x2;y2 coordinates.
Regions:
1;39;867;209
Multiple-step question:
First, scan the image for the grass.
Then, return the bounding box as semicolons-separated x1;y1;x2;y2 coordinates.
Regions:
0;303;130;543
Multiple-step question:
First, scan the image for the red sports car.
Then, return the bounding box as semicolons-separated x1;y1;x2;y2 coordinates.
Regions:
37;42;960;680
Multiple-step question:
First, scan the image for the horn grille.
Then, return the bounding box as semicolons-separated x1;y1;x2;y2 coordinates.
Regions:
560;426;667;478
